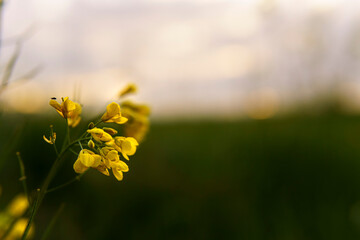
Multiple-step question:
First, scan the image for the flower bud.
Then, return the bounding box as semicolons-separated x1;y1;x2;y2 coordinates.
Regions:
103;127;118;136
88;122;95;129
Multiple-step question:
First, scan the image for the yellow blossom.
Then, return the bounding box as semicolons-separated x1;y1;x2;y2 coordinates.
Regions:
106;136;138;160
122;100;150;116
73;149;102;174
121;101;150;143
111;161;129;181
49;97;75;118
100;147;129;181
101;102;128;124
119;83;137;97
49;97;82;127
95;162;110;176
87;128;113;142
68;102;82;127
6;194;28;217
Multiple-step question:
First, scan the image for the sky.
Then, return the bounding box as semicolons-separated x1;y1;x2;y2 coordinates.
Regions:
0;0;359;119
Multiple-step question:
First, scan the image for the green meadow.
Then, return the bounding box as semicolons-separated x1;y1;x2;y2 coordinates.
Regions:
1;113;360;239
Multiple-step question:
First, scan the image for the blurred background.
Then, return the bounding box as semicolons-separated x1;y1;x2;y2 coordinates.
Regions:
1;0;360;239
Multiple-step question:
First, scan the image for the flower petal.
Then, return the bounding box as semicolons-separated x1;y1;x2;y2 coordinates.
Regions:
73;159;88;173
112;168;123;181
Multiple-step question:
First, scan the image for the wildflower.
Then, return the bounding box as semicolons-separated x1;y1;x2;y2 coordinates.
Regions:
87;128;113;142
73;149;102;174
100;147;116;167
111;160;129;181
68;102;82;127
49;97;82;127
95;162;110;176
43;132;56;144
121;101;150;142
106;136;138;160
119;83;137;97
100;147;129;181
6;194;28;217
101;102;128;124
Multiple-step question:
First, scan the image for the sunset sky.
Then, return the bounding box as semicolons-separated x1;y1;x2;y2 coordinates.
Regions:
0;0;358;118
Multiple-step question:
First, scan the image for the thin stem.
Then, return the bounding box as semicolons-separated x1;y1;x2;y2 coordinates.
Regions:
16;152;29;203
52;143;59;157
69;148;79;156
21;188;40;240
21;137;89;240
67;125;71;144
79;119;102;139
78;141;83;150
50;125;59;156
61;118;69;152
2;216;21;240
40;203;65;240
46;171;87;194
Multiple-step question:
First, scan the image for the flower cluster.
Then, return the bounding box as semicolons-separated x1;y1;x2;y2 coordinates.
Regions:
74;126;138;181
48;89;145;181
46;84;149;181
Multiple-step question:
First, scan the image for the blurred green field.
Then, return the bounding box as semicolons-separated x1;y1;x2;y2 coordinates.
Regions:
2;114;360;239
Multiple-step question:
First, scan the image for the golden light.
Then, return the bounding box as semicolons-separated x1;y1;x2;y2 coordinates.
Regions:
245;88;280;120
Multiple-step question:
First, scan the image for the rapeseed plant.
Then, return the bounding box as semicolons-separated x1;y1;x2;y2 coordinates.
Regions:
13;83;150;240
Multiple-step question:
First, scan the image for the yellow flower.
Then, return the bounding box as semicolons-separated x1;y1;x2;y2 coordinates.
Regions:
100;147;129;181
49;97;75;118
122;100;150;116
49;97;82;127
101;102;128;124
68;102;82;127
121;101;150;143
119;83;137;97
111;160;129;181
99;147;117;168
6;194;28;217
106;137;138;160
73;149;102;174
95;162;110;176
5;218;34;240
87;128;113;142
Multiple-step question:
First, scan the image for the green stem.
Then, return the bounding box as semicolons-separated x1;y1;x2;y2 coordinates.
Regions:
61;118;69;152
16;152;29;203
50;125;59;156
21;188;40;240
79;119;102;140
53;143;59;157
46;171;87;194
40;203;65;240
69;148;79;156
21;137;89;240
